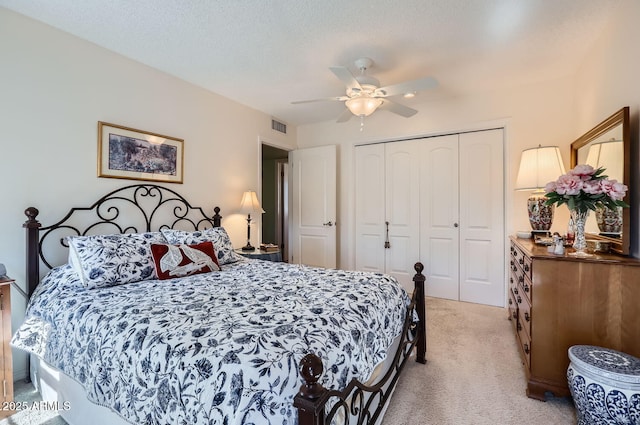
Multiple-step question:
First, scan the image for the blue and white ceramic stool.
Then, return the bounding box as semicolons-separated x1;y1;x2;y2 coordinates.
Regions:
567;345;640;424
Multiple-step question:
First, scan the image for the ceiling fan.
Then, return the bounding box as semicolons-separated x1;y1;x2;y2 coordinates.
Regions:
292;57;438;123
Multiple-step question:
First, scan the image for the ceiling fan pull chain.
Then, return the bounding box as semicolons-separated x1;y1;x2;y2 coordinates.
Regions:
360;115;365;131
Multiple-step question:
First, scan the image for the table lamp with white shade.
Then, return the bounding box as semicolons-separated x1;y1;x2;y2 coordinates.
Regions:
515;145;566;235
239;190;265;251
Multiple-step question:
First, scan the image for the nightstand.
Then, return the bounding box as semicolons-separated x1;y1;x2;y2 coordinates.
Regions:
235;248;282;262
0;277;13;418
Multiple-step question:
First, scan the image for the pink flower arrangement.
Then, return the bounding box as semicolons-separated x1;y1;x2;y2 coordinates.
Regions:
544;165;628;213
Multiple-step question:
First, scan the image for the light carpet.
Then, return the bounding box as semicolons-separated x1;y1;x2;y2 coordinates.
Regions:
381;297;576;424
1;297;576;425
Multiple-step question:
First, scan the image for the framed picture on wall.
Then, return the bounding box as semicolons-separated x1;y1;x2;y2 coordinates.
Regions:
98;121;184;184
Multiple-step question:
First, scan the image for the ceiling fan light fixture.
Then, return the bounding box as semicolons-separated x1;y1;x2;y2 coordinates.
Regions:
345;96;383;117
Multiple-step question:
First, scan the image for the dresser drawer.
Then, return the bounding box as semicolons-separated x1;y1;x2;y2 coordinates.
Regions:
517;326;532;369
522;254;532;280
522;273;533;304
509;267;519;294
511;241;533;303
517;291;532;339
508;289;518;333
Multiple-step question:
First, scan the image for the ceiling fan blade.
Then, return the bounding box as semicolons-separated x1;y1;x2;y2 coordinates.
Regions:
379;99;418;118
291;96;348;104
329;66;362;92
336;108;354;123
376;76;438;97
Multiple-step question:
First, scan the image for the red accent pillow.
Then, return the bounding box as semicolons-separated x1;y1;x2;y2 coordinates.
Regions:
150;241;221;280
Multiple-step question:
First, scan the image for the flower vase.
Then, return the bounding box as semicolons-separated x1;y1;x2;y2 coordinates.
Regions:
570;210;592;257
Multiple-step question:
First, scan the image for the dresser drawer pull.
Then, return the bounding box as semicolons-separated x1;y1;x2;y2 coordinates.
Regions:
513;287;519;295
524;312;530;322
524;343;530;354
512;311;517;320
517;295;522;304
518;276;524;284
508;298;512;305
524;284;529;292
517;322;522;331
519;258;524;265
524;264;530;273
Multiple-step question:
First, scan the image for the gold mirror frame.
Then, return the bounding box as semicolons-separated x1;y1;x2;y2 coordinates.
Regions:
570;107;631;255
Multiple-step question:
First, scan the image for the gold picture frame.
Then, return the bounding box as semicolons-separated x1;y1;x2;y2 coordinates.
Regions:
98;121;184;184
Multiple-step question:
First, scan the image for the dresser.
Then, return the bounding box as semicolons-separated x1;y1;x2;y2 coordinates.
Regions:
0;278;13;418
509;236;640;400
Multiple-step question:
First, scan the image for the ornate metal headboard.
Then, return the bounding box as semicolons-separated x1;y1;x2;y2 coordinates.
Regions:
23;184;222;297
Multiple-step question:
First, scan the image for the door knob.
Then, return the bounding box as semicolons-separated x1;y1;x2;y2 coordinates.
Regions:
323;221;334;227
453;223;459;228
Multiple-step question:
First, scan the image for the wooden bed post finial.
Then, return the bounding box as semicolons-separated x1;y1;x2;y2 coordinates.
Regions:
294;353;327;425
413;262;427;364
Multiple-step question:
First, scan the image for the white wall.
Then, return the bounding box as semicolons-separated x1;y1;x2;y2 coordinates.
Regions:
297;77;577;270
572;0;640;257
0;8;297;379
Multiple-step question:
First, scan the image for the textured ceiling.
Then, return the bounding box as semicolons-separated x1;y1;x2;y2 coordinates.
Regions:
0;0;622;126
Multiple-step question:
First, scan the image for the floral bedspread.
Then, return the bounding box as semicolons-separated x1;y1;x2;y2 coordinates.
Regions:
12;259;410;425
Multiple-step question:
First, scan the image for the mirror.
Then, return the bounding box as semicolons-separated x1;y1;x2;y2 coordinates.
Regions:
571;107;631;255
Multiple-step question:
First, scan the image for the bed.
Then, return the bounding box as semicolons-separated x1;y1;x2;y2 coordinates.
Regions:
13;184;426;425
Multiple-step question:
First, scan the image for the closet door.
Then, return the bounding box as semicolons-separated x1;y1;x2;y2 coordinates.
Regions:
419;134;460;300
459;129;504;307
385;140;421;291
355;144;385;274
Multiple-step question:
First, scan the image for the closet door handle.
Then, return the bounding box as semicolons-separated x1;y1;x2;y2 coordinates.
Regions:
453;223;459;228
384;221;391;249
323;221;334;227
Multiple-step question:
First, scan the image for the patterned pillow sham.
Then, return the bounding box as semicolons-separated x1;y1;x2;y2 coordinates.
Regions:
67;232;166;289
160;227;242;265
150;241;221;280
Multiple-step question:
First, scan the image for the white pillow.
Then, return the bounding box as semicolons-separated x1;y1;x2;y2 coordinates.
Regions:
160;227;242;265
67;232;166;289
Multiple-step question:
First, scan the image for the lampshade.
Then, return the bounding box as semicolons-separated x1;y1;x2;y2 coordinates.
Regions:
585;139;623;181
345;96;383;117
239;191;265;214
515;146;566;191
515;145;566;234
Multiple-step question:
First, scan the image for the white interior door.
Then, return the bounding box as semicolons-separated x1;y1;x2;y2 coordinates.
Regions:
419;135;460;300
385;140;421;291
355;143;386;273
459;129;504;307
289;145;337;268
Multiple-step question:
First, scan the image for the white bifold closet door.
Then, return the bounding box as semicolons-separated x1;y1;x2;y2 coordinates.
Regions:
384;141;421;290
420;129;504;306
355;128;504;306
354;141;420;292
419;134;460;301
458;130;504;306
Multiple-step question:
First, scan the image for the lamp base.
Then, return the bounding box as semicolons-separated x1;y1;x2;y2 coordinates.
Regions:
527;193;554;233
241;244;255;251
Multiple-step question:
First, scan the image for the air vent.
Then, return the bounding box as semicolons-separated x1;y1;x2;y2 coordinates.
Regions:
272;119;287;134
